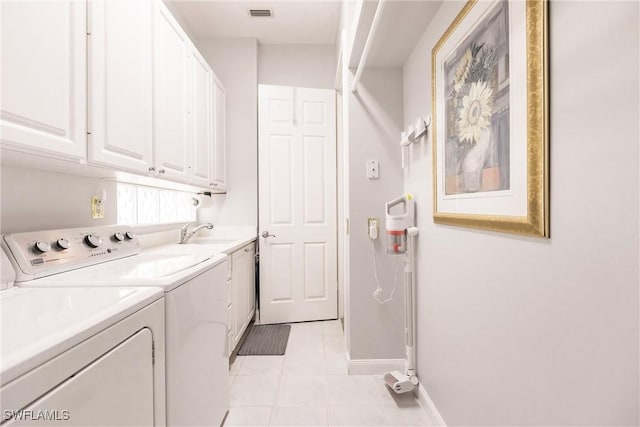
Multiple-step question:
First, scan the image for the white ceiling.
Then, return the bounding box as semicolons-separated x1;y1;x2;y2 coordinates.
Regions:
167;0;341;44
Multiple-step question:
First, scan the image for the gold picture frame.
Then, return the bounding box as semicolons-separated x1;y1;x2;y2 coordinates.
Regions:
432;0;549;237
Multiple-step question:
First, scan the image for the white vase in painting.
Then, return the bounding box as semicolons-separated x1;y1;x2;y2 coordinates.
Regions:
461;127;491;193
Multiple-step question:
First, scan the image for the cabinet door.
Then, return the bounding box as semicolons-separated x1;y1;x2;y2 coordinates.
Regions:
232;251;245;348
244;243;256;324
191;48;213;187
154;1;191;182
211;78;226;190
87;0;154;173
0;1;86;160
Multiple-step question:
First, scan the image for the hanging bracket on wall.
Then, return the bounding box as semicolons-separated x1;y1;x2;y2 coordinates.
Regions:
400;116;431;168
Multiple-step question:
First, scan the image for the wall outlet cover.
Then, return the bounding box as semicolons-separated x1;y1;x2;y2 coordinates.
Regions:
91;196;105;219
366;160;379;179
368;217;379;239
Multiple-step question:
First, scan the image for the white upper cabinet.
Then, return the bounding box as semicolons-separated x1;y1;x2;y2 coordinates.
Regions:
154;1;191;183
190;48;214;188
1;0;226;191
87;0;154;173
0;1;87;160
211;78;226;190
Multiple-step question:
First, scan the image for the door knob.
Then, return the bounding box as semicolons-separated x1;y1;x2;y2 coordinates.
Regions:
261;231;276;239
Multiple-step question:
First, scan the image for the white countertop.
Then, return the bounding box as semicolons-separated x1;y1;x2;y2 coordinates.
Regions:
1;286;163;385
137;225;257;255
186;227;257;255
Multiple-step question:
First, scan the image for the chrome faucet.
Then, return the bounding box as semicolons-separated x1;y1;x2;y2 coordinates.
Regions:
180;222;213;244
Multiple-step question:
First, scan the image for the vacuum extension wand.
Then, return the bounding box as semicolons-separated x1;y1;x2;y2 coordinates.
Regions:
405;226;419;381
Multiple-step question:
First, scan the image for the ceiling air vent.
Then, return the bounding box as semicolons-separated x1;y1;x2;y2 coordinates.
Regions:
248;9;273;17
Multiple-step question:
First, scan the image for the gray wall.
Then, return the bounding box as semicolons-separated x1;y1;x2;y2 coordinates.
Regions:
195;38;259;227
258;44;337;89
402;1;639;425
347;68;405;360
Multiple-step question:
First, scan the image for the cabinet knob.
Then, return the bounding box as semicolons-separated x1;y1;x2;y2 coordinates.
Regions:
148;167;156;173
158;169;166;174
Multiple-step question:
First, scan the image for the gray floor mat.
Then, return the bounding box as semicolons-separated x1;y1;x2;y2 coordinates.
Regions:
237;324;291;356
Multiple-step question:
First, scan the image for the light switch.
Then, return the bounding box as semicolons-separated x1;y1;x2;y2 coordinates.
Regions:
366;160;379;179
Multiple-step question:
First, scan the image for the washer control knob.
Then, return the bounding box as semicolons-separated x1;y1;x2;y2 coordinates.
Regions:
124;231;135;240
84;234;102;248
34;241;51;253
113;232;125;242
56;238;70;250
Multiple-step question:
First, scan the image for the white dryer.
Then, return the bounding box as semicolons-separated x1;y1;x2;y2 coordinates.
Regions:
0;247;166;426
3;226;230;427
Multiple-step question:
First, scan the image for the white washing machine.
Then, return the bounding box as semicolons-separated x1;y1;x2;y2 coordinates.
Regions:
3;225;230;427
0;247;166;426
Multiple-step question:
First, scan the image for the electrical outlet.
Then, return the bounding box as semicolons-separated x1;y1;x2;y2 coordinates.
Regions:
368;217;379;239
91;196;105;219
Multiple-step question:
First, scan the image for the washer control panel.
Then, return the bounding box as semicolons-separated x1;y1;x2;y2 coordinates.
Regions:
2;225;141;281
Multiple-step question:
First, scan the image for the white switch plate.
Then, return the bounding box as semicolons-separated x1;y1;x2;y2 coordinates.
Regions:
366;160;379;179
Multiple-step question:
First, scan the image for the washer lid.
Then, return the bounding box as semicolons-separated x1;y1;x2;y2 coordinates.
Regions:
1;286;163;385
21;248;227;291
67;252;213;281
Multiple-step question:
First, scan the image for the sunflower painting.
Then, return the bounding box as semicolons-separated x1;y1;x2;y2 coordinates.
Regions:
432;0;548;237
443;0;510;195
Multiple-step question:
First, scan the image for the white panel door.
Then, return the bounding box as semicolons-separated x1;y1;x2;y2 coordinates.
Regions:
6;329;154;426
0;0;86;160
258;85;337;324
211;78;226;191
191;48;213;187
154;0;191;182
88;0;153;173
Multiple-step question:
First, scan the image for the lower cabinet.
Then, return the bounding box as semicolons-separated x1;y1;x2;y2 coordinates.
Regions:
228;242;256;356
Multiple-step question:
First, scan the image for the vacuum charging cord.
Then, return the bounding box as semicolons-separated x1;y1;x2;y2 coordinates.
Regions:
370;238;400;304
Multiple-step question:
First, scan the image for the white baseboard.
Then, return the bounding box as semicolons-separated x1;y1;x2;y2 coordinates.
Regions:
346;356;405;375
415;382;446;426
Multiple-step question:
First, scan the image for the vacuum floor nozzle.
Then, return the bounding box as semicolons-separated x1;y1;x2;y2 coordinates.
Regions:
383;371;417;394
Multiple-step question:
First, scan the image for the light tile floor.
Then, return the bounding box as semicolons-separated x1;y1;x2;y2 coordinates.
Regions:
224;320;434;427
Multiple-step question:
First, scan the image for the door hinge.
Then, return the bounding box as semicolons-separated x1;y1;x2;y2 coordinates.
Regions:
152;340;155;365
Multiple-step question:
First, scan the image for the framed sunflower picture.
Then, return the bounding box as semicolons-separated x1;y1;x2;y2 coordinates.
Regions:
432;0;549;237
